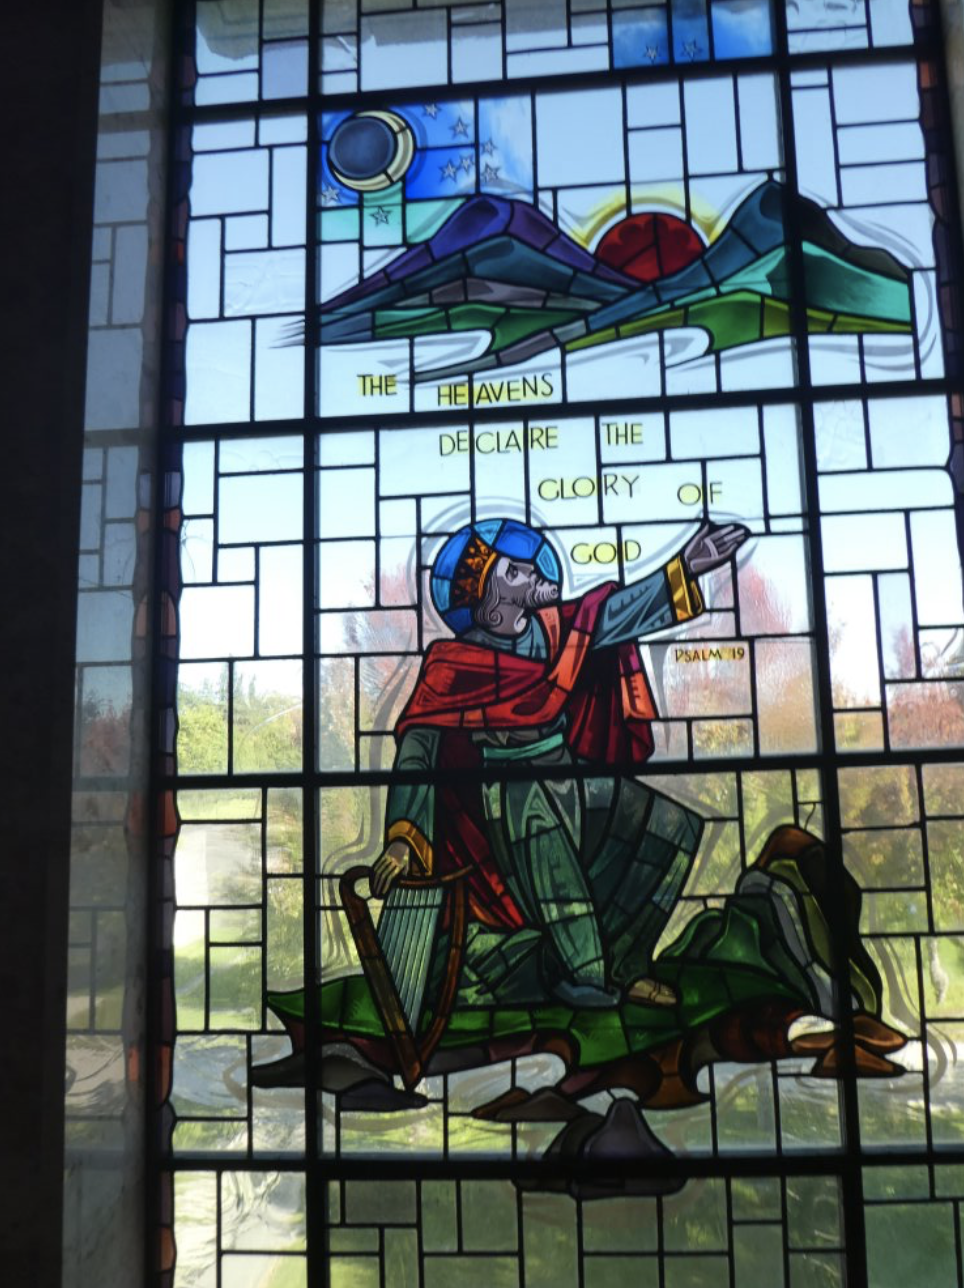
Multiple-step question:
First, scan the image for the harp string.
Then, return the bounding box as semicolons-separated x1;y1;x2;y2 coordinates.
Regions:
376;883;444;1036
377;884;404;976
410;890;442;1030
391;889;416;1020
407;891;434;1023
399;895;422;1022
407;893;432;1024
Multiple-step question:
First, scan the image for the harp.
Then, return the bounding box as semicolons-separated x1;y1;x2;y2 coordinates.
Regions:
340;865;469;1089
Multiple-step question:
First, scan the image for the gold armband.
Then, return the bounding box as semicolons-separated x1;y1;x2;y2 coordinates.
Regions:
666;555;705;623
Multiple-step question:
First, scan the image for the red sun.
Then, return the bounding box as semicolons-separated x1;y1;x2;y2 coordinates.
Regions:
596;212;704;284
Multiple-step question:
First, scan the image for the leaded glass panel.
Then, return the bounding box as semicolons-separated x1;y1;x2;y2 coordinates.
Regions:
155;1;964;1283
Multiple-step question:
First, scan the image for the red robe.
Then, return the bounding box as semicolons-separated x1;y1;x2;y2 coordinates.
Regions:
394;584;658;930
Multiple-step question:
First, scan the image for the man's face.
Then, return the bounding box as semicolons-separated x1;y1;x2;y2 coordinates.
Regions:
489;555;559;612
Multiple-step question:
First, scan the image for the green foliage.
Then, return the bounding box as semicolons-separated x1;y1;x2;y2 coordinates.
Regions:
177;669;302;774
233;678;302;773
177;685;228;773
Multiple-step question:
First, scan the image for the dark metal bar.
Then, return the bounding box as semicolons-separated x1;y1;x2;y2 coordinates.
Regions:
302;3;324;1283
160;1142;964;1175
174;37;945;128
771;2;868;1280
163;375;963;443
157;740;964;793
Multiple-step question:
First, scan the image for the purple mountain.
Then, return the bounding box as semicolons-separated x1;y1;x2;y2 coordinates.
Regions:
322;194;638;313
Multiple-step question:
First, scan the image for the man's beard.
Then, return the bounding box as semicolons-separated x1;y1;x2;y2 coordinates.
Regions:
474;570;559;633
521;577;559;609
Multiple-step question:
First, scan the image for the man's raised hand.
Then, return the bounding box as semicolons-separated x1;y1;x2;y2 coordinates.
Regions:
682;520;750;578
370;840;410;898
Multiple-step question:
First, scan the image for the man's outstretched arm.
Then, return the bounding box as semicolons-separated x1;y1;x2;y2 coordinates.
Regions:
592;520;750;648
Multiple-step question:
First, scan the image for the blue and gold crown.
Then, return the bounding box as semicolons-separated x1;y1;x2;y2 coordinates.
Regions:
430;519;562;634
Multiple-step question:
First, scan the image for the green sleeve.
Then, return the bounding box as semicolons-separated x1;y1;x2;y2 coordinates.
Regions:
384;726;441;873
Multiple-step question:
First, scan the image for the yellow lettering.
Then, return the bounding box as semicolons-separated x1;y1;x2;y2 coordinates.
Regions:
527;425;558;450
437;383;470;407
439;430;470;456
603;421;644;446
458;374;556;407
674;644;747;663
569;539;644;566
358;373;398;396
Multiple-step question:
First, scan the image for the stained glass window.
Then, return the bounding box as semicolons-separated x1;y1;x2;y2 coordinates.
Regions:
156;2;964;1284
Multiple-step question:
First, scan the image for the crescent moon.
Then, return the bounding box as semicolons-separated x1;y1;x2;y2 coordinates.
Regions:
329;110;415;193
